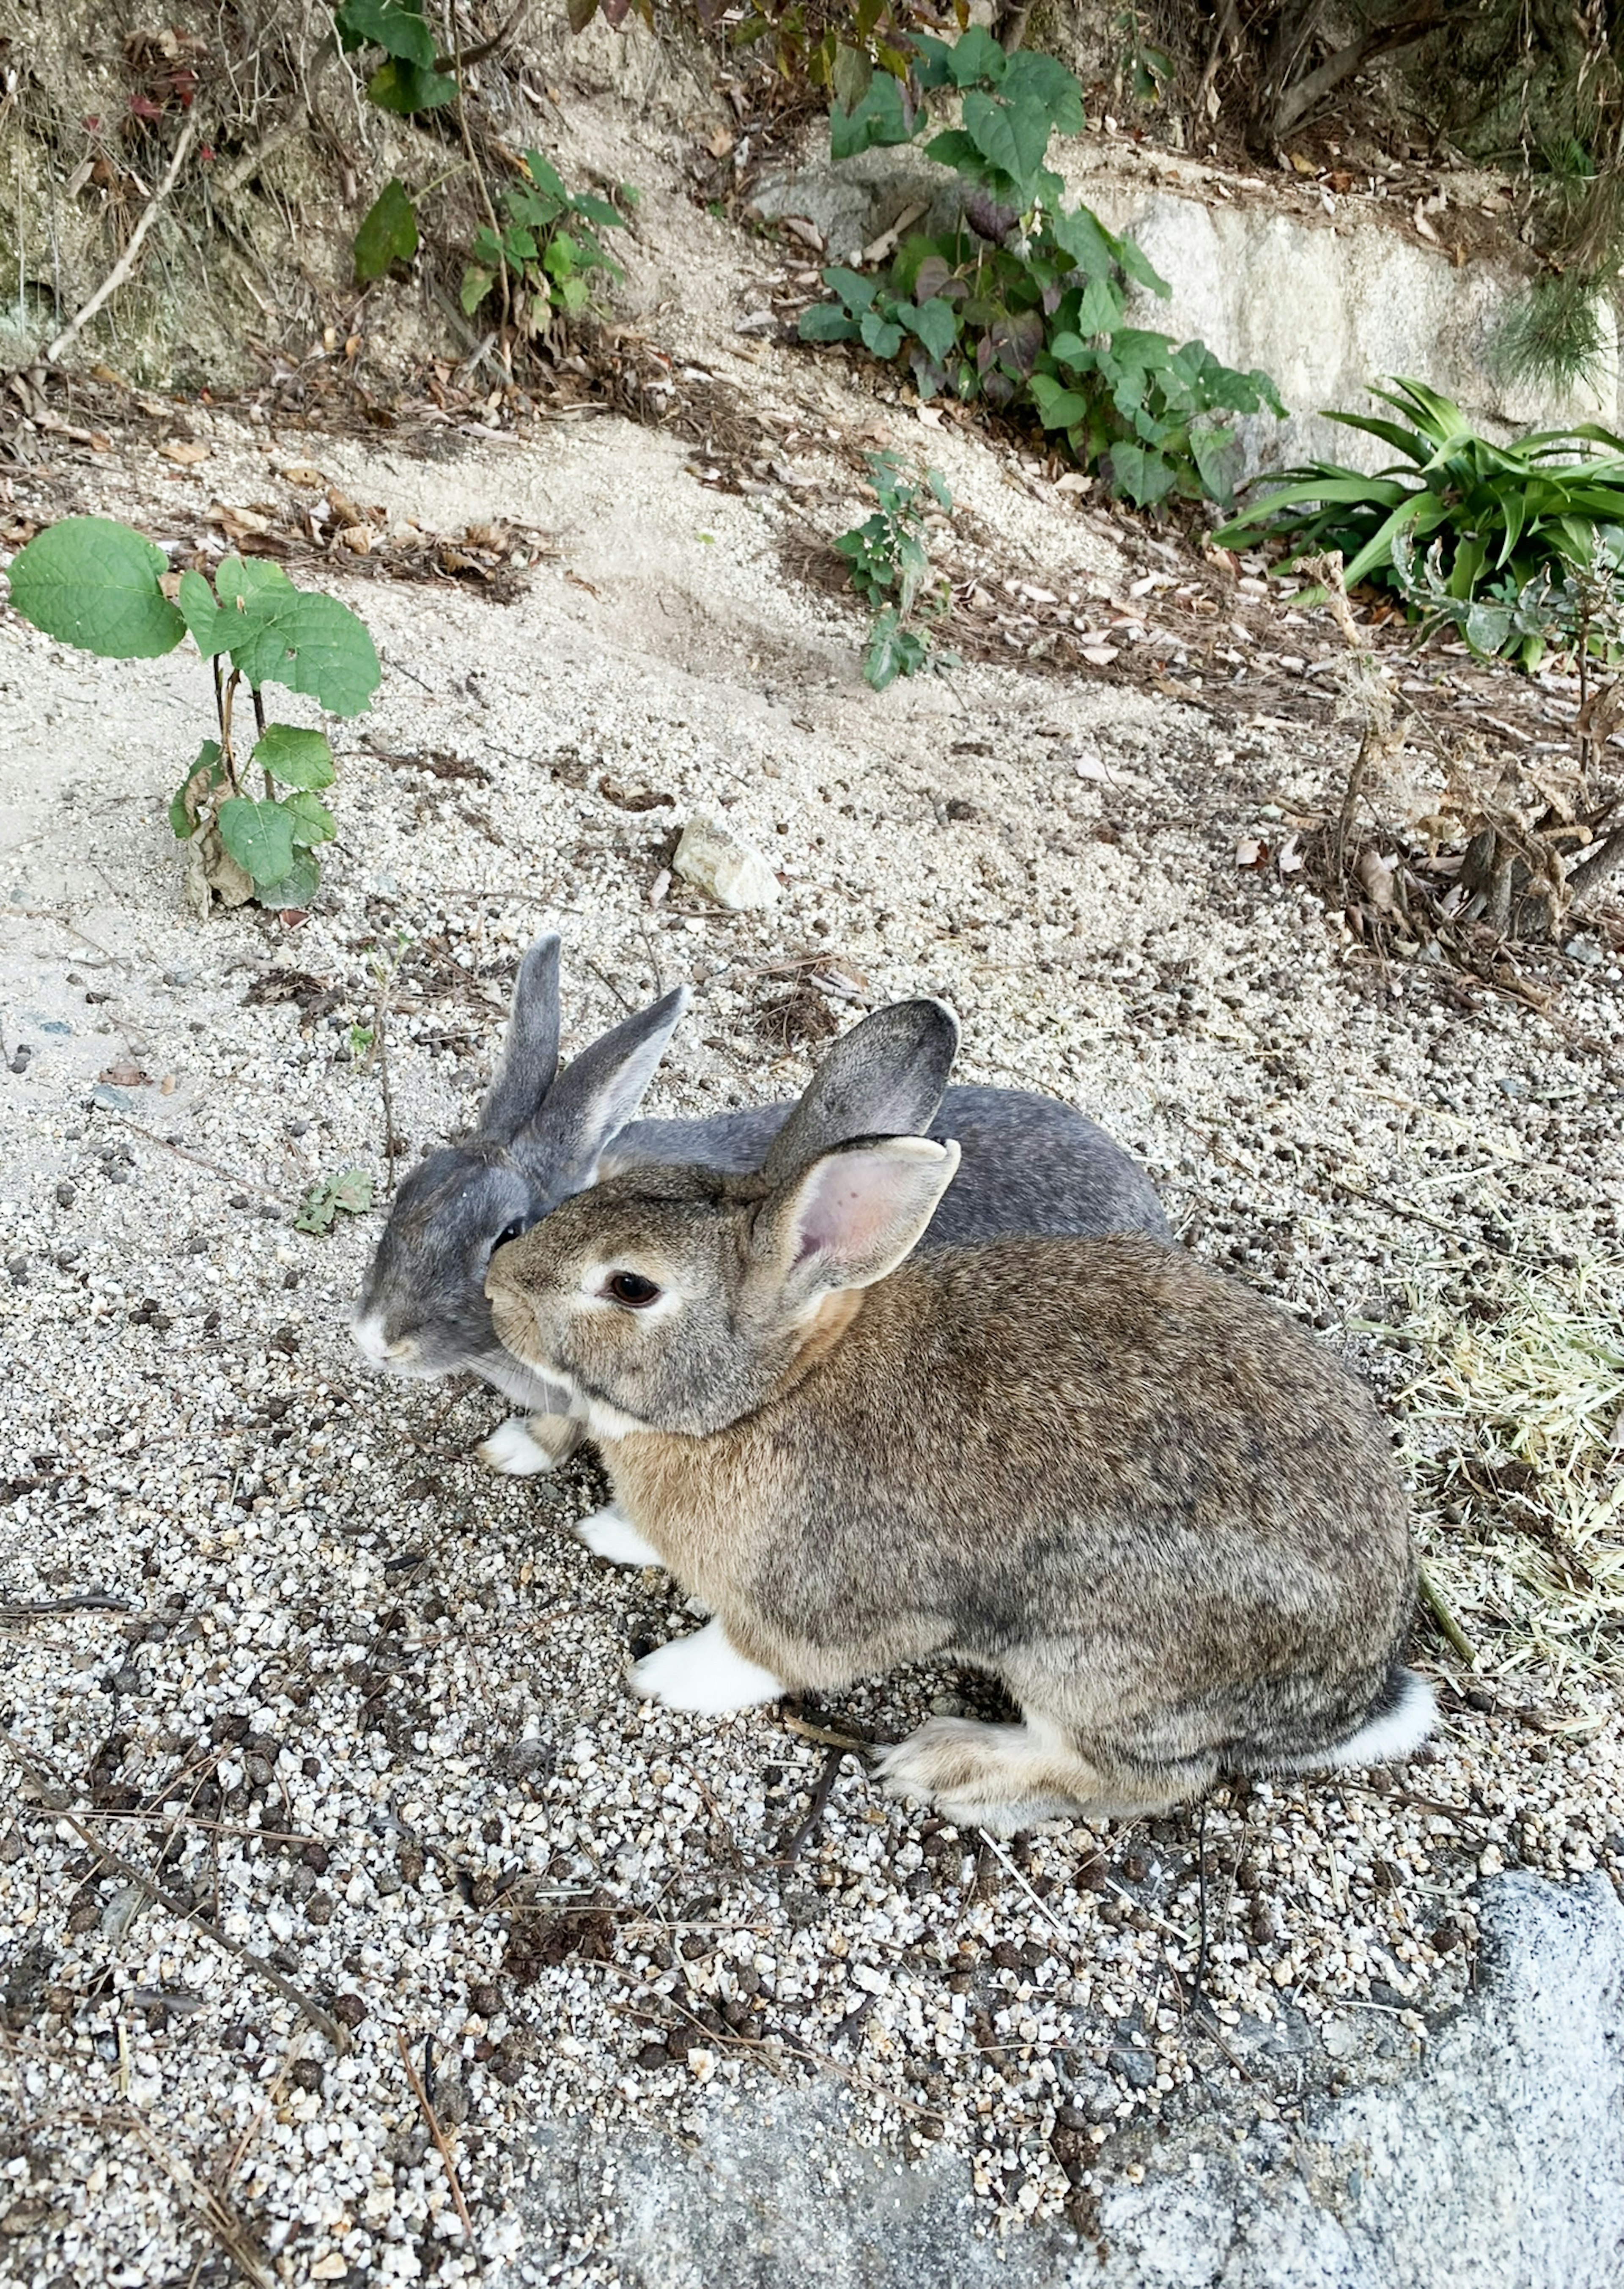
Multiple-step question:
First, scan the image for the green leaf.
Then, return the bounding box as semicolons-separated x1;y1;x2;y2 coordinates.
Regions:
367;54;458;112
961;90;1049;195
901;296;958;362
859;307;904;359
798;303;860;343
217;796;296;888
252;724;335;790
1464;599;1513;655
521;148;570;203
177;566;230;656
1188;420;1242;507
337;0;436;67
282;790;337;848
1000;50;1084;134
7;516;184;659
354;179;419;283
460;263;496;315
169;740;224;838
944;26;1007;85
216;555;294;610
1105;442;1177;506
830;73;912;160
295;1165;375;1235
825;266;878;316
1029;373;1092;429
256;851;321;911
230;592;381;716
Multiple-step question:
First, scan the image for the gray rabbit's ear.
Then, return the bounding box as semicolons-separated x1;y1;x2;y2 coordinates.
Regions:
480;935;563;1143
761;999;960;1185
752;1134;960;1305
514;984;690;1189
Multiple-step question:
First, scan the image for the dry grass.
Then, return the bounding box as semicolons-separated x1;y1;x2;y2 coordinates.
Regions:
1388;1257;1624;1708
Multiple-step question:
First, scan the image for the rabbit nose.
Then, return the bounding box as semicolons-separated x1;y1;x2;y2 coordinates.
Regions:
351;1312;414;1365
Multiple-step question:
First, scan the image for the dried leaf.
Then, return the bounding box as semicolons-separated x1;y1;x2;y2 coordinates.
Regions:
159;441;210;466
295;1166;375;1235
1235;837;1269;869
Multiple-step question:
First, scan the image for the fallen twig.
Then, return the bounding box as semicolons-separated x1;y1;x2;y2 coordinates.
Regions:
396;2028;475;2242
781;1746;845;1862
48;119;198;364
1418;1562;1480;1668
0;1732;348;2055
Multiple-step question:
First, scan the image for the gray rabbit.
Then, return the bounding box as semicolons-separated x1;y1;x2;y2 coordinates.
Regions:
483;1023;1431;1834
352;935;1169;1473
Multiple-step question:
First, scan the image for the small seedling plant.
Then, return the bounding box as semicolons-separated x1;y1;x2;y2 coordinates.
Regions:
835;453;958;689
5;516;379;914
459;148;631;327
335;6;633;338
801;31;1284;509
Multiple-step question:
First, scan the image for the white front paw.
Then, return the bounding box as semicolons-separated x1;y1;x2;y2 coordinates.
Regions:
477;1417;559;1476
628;1619;785;1715
575;1506;663;1568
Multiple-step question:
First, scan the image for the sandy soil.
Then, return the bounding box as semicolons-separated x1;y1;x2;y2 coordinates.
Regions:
2;77;1623;2289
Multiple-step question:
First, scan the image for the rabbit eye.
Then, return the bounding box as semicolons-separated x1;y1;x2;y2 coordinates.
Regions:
606;1271;661;1309
494;1216;533;1249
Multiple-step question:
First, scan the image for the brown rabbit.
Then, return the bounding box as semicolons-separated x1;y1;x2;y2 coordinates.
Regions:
484;1067;1430;1834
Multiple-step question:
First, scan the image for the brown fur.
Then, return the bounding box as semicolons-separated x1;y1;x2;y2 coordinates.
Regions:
487;1157;1422;1826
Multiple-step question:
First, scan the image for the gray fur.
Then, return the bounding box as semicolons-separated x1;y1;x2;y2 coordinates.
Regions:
352;939;1170;1437
485;1136;1426;1828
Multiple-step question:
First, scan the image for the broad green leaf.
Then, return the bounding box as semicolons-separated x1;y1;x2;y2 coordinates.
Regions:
1075;274;1123;335
1000;50;1084;134
177;567;230;656
1188;420;1242;507
337;0;436;67
217;796;296;888
216;555;294;609
169;740;224;838
7;516;184;659
859;307;903;359
961;90;1049;195
900;296;958;362
1047;203;1122;281
945;26;1007;85
830;73;912;159
252;724;335;790
824;266;878;316
256;851;321;911
354;179;419;283
1029;374;1092;429
1105;441;1177;506
231;592;381;716
798;304;860;343
368;55;458;112
282;790;337;847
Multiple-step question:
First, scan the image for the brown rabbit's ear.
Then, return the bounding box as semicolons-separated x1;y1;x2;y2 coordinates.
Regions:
751;1134;961;1307
760;1000;960;1186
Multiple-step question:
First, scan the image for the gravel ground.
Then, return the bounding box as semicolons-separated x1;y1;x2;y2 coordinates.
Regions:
3;109;1624;2289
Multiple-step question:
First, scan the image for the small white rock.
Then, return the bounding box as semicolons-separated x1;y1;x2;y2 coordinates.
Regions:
674;814;780;911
